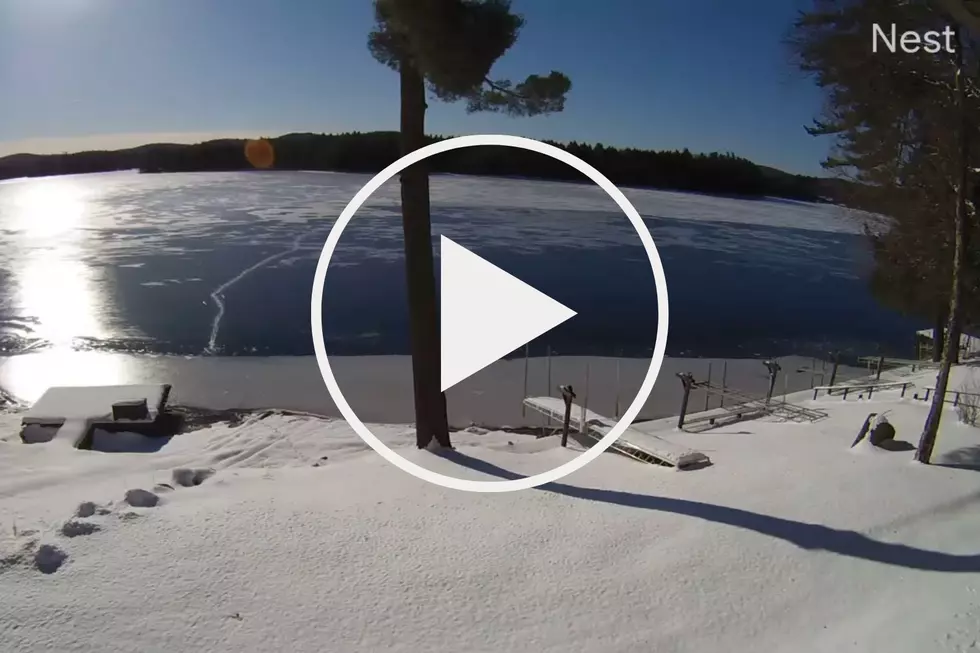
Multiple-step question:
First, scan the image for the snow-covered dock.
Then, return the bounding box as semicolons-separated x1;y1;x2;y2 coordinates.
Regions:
20;384;172;448
522;395;710;468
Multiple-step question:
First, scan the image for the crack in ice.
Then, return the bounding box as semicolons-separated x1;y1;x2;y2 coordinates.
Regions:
206;234;306;354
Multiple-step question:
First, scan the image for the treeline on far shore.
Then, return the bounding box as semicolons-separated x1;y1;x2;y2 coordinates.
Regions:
0;130;846;202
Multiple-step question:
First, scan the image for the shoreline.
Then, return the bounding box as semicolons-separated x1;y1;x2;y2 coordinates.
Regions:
0;351;867;429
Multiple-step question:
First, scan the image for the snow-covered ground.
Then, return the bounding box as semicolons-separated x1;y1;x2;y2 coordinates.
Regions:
2;363;979;652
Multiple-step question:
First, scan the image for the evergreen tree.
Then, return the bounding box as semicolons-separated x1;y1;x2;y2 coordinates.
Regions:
789;0;980;462
368;0;571;449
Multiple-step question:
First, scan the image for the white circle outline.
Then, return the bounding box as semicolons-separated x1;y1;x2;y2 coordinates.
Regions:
310;134;669;493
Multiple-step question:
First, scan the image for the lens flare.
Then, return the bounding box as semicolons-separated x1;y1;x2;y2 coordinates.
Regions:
245;139;275;169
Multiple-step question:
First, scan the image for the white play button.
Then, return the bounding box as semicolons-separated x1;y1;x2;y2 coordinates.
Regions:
440;236;577;392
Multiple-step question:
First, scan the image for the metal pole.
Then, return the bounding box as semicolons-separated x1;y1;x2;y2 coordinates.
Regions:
704;361;713;411
546;345;553;427
721;360;728;408
560;385;576;448
580;363;590;433
522;343;529;418
546;346;552;396
614;358;621;419
875;355;885;381
829;351;840;388
783;369;789;403
677;373;695;429
810;357;816;389
764;359;781;405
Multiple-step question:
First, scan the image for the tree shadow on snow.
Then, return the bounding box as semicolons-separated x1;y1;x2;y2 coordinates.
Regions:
875;439;916;452
437;449;980;573
934;444;980;472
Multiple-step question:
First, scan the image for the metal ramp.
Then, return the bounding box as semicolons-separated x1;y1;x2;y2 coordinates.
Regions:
522;396;710;469
705;383;827;422
578;421;674;467
681;381;827;431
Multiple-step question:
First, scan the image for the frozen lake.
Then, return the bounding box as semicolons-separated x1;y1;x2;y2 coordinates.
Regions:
0;170;919;362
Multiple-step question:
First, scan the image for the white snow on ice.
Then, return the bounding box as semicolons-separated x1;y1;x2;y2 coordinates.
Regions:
0;170;870;271
2;363;980;652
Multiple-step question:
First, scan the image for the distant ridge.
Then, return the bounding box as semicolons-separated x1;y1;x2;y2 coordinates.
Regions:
0;131;851;202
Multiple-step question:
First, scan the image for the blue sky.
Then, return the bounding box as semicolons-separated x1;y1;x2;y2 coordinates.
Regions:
0;0;831;175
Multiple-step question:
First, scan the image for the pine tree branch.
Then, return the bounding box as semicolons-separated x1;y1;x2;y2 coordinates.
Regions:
483;77;522;98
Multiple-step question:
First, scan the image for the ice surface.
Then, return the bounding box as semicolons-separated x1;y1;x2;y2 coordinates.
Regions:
1;363;979;652
0;171;886;359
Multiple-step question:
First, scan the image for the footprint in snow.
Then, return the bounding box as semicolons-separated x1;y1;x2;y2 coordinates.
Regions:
124;488;160;508
34;543;68;574
0;534;39;575
76;501;111;519
60;520;102;538
171;468;215;488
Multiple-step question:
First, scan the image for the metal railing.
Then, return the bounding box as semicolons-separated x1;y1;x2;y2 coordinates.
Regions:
916;387;980;406
812;380;914;401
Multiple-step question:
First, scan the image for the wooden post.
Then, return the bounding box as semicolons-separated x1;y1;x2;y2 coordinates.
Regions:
559;385;576;448
677;373;695;429
721;360;728;408
704;361;713;411
521;343;529;418
829;351;840;388
875;355;885;381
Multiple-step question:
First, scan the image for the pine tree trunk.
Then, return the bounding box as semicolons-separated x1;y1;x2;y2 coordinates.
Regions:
917;26;968;463
399;60;451;449
951;312;963;365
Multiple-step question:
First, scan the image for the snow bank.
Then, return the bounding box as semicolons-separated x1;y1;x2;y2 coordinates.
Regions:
1;364;980;652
